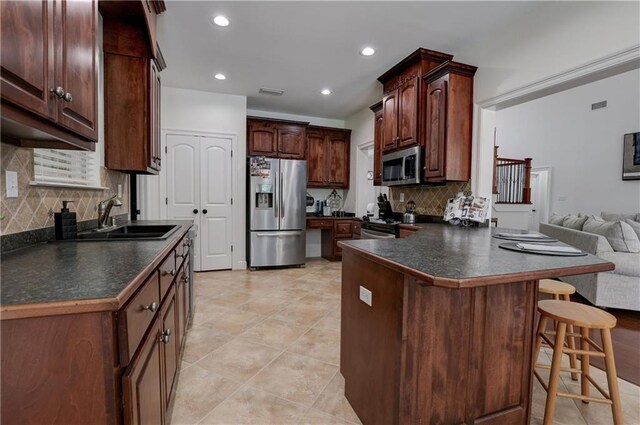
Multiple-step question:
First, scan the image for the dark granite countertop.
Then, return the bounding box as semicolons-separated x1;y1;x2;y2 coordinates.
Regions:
340;224;614;288
1;220;193;315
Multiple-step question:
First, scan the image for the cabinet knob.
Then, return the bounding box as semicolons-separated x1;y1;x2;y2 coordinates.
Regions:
160;329;171;344
143;302;158;312
50;86;65;98
63;92;73;102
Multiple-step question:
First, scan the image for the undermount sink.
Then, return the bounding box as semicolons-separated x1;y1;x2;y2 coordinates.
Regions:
77;225;179;241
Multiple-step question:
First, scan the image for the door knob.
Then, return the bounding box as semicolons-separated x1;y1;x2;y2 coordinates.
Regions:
202;209;208;214
193;209;198;214
50;86;65;98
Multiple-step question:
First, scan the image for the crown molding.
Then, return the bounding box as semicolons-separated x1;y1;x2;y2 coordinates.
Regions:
479;44;640;110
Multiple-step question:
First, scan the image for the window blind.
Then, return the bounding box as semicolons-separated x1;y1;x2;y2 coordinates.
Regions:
33;149;100;188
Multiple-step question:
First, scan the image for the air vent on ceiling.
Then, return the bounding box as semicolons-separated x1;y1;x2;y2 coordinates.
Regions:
259;87;284;96
591;100;607;110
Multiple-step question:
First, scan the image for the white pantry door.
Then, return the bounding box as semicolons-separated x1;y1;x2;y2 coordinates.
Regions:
199;137;233;270
166;133;233;271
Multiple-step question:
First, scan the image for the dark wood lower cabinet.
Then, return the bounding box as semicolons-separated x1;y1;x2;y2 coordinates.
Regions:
123;316;164;425
340;250;537;425
1;231;193;425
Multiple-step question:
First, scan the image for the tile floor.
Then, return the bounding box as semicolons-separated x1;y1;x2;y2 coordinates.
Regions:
172;258;639;425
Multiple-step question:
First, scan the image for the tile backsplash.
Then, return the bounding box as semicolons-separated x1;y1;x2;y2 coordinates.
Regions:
389;181;471;216
1;143;129;235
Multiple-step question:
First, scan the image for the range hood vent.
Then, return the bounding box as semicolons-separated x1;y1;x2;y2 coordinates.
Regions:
259;87;284;96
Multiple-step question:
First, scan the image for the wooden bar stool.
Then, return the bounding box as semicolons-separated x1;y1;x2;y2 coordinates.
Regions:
533;300;622;425
538;279;578;380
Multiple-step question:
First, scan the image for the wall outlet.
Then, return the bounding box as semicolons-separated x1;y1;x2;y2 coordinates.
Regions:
399;193;405;202
5;171;18;198
359;285;372;306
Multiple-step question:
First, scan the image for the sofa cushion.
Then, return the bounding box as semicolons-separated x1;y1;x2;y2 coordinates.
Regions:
601;211;638;222
549;214;566;226
563;215;588;230
583;216;640;253
600;252;640;277
624;219;640;240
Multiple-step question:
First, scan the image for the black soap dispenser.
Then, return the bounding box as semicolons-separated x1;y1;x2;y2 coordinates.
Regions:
55;200;77;240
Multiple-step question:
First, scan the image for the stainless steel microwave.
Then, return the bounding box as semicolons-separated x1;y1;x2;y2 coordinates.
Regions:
382;146;421;186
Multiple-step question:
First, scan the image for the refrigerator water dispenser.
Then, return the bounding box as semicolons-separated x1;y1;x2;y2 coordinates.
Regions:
255;184;273;209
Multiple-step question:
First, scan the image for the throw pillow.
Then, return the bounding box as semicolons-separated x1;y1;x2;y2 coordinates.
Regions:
583;216;640;253
562;214;588;230
601;211;637;222
624;219;640;241
549;214;566;226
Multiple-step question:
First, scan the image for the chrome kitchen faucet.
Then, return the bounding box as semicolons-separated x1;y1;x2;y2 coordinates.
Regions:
97;194;123;229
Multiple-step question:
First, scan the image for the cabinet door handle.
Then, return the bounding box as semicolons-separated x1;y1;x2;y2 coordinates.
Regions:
143;302;158;312
160;329;171;344
63;92;73;102
50;86;65;98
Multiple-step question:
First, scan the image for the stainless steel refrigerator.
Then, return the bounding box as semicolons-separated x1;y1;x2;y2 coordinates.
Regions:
248;157;306;268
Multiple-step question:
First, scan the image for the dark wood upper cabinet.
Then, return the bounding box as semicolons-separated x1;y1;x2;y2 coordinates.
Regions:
397;76;419;148
277;123;306;159
378;50;451;155
307;126;351;189
306;129;326;186
424;78;447;181
102;1;166;174
0;0;54;120
248;120;277;156
422;62;476;183
247;117;307;159
381;92;398;153
371;101;383;186
54;0;98;141
0;0;98;150
374;48;476;185
327;131;350;187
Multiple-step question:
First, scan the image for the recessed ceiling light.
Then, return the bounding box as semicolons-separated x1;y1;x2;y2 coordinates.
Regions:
321;89;331;95
214;73;226;80
212;15;230;27
360;47;376;56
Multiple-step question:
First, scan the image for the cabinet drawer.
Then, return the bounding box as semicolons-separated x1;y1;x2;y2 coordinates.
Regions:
118;271;161;366
335;220;353;236
307;219;333;229
159;250;176;300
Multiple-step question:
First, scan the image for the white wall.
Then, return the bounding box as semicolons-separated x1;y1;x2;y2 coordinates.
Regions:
139;87;247;269
495;69;640;216
247;109;345;128
455;1;640;104
456;1;640;206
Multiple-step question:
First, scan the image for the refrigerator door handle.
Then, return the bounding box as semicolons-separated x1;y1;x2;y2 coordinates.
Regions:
256;231;303;237
273;171;279;218
280;171;285;218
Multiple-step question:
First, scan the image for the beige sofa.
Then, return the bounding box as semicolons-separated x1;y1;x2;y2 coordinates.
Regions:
539;212;640;311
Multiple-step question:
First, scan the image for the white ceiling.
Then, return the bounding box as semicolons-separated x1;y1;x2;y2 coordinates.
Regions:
158;1;540;119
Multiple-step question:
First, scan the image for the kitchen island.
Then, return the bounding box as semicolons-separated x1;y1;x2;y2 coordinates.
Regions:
338;224;614;425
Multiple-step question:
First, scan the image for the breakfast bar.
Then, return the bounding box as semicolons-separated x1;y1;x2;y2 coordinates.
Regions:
338;224;614;425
